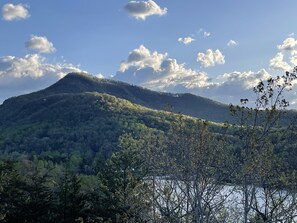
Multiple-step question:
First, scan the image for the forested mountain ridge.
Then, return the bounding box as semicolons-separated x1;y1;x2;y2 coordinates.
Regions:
1;72;232;123
0;91;178;159
0;72;229;166
0;72;296;163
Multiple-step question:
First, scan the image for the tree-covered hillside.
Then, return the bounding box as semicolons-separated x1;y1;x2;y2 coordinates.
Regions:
1;72;232;123
0;92;180;169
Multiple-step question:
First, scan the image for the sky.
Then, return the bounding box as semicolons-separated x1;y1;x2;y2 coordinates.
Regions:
1;0;297;108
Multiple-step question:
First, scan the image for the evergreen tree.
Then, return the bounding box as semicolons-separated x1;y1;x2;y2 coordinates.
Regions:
55;171;84;223
0;160;25;222
99;133;152;222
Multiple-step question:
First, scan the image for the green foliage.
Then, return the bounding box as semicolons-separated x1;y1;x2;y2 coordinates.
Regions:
55;171;84;223
0;92;176;172
0;160;25;222
98;133;152;222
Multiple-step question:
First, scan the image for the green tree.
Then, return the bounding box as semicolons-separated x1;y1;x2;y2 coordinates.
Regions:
0;160;25;222
55;171;84;223
99;133;152;222
21;171;55;223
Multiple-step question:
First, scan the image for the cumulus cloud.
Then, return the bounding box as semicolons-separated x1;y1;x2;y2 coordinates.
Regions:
197;49;225;68
114;45;211;91
2;3;30;21
218;69;271;90
269;52;292;72
119;44;167;73
208;69;273;105
0;54;82;103
113;45;285;107
277;37;297;51
269;37;297;72
124;0;167;20
145;58;210;91
25;35;56;54
178;36;195;45
227;40;238;47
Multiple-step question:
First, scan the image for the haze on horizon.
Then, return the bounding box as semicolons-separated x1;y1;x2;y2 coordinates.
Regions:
1;0;297;108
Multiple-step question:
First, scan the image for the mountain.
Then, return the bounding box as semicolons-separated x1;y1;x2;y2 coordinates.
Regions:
0;72;232;168
0;91;178;162
1;72;233;124
0;72;296;175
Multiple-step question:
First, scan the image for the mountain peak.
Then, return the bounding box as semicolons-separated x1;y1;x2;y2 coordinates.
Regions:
62;72;100;82
2;72;233;123
46;72;100;93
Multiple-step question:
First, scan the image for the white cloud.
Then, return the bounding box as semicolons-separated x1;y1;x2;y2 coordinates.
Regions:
207;69;273;105
197;49;225;68
227;40;238;47
269;52;292;71
269;37;297;72
119;44;167;72
178;36;195;45
198;29;211;38
203;31;210;38
277;37;297;51
2;3;30;21
178;29;209;45
290;55;297;66
114;45;211;90
114;46;297;107
145;58;211;90
25;35;56;54
0;54;82;103
124;0;167;20
95;73;104;78
218;69;271;90
291;50;297;56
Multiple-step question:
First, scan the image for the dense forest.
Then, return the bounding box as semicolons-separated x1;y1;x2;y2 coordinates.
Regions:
1;69;297;222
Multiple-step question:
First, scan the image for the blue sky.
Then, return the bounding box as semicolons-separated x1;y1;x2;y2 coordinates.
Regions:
1;0;297;107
